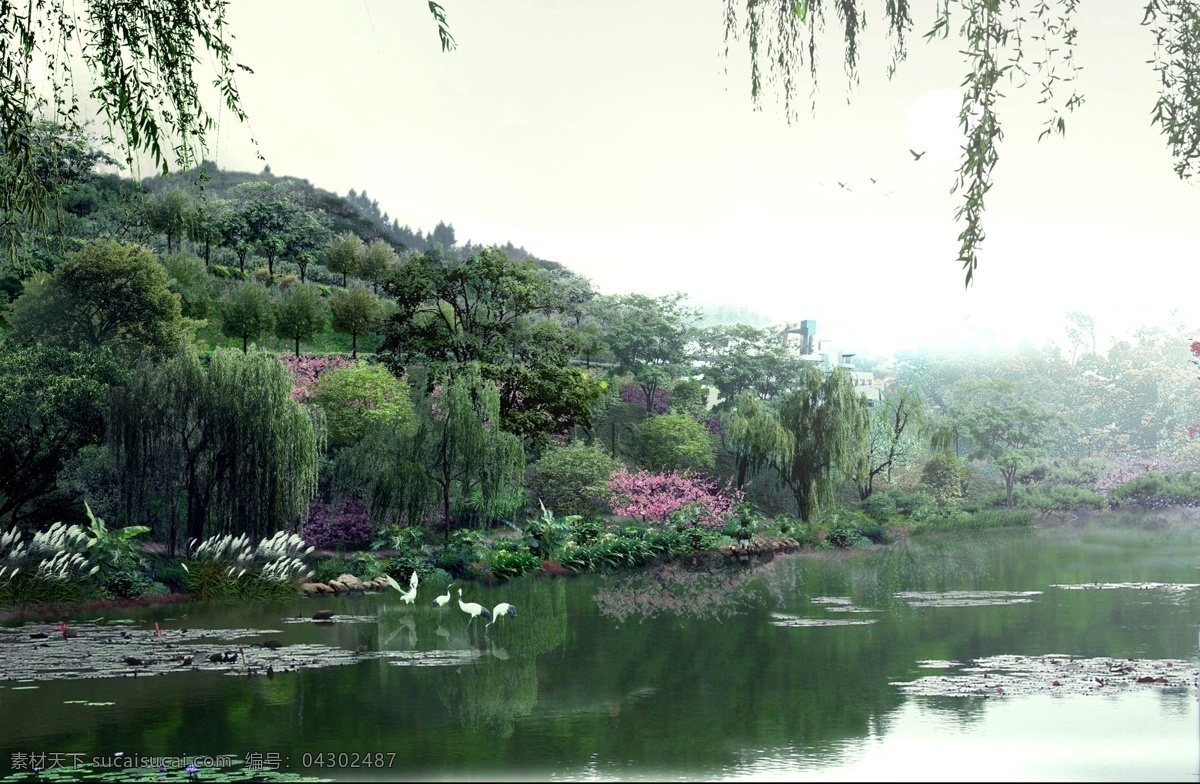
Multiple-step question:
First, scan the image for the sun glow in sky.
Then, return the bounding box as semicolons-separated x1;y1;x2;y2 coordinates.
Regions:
196;0;1198;359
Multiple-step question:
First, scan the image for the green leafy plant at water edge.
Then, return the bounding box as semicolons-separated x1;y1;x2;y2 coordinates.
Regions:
908;508;1035;535
486;543;541;580
81;501;154;598
520;501;577;560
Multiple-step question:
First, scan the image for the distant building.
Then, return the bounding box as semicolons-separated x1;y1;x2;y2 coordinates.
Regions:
785;320;884;407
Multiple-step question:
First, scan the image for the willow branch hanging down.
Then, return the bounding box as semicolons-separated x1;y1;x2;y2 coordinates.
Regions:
721;2;1200;287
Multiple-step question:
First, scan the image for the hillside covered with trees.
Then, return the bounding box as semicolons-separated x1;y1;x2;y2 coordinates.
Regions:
2;123;1199;603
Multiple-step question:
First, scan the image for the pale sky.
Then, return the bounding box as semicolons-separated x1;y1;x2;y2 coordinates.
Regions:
196;0;1198;358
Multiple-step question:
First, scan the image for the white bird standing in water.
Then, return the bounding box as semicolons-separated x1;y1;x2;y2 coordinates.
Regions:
486;602;517;629
387;571;419;604
433;583;455;608
457;588;491;627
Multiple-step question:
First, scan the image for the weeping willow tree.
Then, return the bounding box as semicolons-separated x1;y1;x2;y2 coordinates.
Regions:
332;362;524;542
726;390;787;491
424;364;525;543
722;1;1200;286
108;347;322;552
774;366;870;521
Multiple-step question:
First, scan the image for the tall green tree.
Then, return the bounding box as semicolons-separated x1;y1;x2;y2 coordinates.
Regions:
325;232;364;287
950;378;1060;508
7;239;183;359
142;189;190;254
330;284;382;359
774;366;870;521
697;323;805;408
358;238;399;294
0;344;127;524
859;383;927;500
378;246;603;446
422;365;524;543
596;292;697;414
726;391;786;491
273;284;327;357
219;281;274;353
108;347;321;550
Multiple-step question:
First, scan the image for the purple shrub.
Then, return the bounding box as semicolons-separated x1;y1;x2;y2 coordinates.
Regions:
302;497;373;550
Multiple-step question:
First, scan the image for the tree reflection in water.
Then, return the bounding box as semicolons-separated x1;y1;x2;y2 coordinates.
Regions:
593;560;788;624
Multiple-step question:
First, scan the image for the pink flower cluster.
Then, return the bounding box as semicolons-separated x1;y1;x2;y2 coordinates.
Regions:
279;354;355;402
620;383;669;414
607;468;743;529
1094;456;1177;494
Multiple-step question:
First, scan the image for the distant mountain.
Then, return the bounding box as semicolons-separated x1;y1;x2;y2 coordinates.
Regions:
140;161;537;262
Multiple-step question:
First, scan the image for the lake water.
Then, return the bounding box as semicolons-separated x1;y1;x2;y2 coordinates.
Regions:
2;515;1199;782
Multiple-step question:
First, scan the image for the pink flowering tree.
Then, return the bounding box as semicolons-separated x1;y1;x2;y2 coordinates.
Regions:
1094;456;1177;495
278;354;354;402
607;468;743;529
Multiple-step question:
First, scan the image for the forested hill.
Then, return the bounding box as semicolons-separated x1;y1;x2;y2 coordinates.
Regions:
140;161;536;262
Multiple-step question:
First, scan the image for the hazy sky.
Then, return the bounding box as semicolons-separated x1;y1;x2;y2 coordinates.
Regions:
198;0;1198;358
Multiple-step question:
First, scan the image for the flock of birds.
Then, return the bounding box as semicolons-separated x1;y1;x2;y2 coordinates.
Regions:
384;571;517;630
823;149;926;195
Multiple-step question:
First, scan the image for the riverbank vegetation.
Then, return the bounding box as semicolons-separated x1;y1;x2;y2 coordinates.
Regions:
3;131;1199;610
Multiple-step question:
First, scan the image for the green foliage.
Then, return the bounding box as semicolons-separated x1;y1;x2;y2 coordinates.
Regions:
161;251;212;320
311;362;415;450
696;323;804;407
669;378;709;416
273;283;328;356
219;281;274;352
0;4;247;273
812;509;886;549
521;502;579;560
775;366;870;522
908;508;1036;535
81;502;154;599
371;524;429;553
325;232;365;286
485;542;542;581
525;442;622;518
919;453;973;508
329;284;382;358
633;412;715;472
378;245;603;446
8;239;184;359
595;292;697;413
0;344;127;525
860;492;897;523
109;348;321;548
1108;472;1200;509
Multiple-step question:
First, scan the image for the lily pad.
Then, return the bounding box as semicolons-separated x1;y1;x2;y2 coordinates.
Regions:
1050;581;1200;592
769;613;878;628
387;649;483;667
0;621;418;683
894;590;1042;607
893;653;1198;698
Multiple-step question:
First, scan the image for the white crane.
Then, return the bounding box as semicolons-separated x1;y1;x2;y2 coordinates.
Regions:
433;583;455;608
486;602;517;629
386;570;419;604
457;588;491;628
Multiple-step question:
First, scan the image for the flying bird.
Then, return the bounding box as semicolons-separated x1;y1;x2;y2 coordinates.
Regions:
909;149;926;161
837;181;849;190
433;583;455;608
486;602;517;629
869;177;877;184
457;588;491;628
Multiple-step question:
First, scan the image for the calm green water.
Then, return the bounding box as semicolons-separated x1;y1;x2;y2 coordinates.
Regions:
3;518;1200;782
